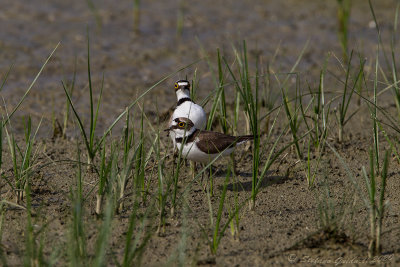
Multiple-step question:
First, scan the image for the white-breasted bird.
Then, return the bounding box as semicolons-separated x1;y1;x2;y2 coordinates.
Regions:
168;80;207;151
168;117;254;163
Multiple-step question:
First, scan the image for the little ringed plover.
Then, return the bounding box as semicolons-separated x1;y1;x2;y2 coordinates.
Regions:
167;117;254;163
169;80;207;150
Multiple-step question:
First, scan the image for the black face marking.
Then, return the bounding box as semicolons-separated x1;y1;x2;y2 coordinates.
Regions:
170;117;195;131
175;129;198;144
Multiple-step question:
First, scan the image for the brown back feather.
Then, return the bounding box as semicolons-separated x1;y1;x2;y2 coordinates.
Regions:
195;131;254;154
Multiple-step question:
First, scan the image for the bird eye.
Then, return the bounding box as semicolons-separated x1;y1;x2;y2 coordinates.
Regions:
174;83;179;89
178;122;185;127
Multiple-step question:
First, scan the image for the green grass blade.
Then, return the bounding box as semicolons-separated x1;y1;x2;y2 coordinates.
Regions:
93;198;114;267
0;64;13;93
368;0;390;70
379;150;390;213
3;43;60;127
61;81;92;159
86;31;95;152
212;168;230;253
93;59;202;154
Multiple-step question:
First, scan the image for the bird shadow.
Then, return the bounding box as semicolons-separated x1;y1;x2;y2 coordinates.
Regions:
215;170;290;192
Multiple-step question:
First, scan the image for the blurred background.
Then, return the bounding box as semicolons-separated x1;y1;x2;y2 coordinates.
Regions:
0;0;394;136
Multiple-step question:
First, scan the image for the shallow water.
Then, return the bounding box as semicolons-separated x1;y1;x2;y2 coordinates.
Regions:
0;0;395;136
1;1;400;266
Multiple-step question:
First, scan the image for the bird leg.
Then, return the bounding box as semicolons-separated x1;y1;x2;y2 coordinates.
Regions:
230;153;238;176
190;161;196;181
201;163;206;192
171;148;177;176
209;165;213;196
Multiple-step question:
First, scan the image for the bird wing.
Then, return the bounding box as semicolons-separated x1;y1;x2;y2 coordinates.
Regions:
196;131;241;154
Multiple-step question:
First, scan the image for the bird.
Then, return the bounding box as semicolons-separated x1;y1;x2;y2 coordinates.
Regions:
167;117;254;163
167;80;207;179
168;80;207;150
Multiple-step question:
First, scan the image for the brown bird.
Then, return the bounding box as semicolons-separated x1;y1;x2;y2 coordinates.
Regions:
167;117;254;163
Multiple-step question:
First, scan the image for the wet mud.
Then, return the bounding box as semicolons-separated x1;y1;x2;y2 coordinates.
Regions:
1;0;400;266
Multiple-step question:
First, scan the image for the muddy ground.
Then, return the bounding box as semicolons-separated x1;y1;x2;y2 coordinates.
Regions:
1;0;400;266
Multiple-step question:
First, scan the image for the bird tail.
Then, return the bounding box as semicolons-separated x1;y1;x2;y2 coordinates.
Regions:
236;135;257;144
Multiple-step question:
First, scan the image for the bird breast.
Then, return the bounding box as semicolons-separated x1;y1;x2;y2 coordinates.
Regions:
171;102;207;130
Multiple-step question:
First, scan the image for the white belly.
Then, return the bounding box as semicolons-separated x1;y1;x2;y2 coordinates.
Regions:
177;141;234;163
169;102;207;147
170;102;207;129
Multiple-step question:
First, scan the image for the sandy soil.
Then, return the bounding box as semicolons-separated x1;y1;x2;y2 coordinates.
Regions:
1;0;400;266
